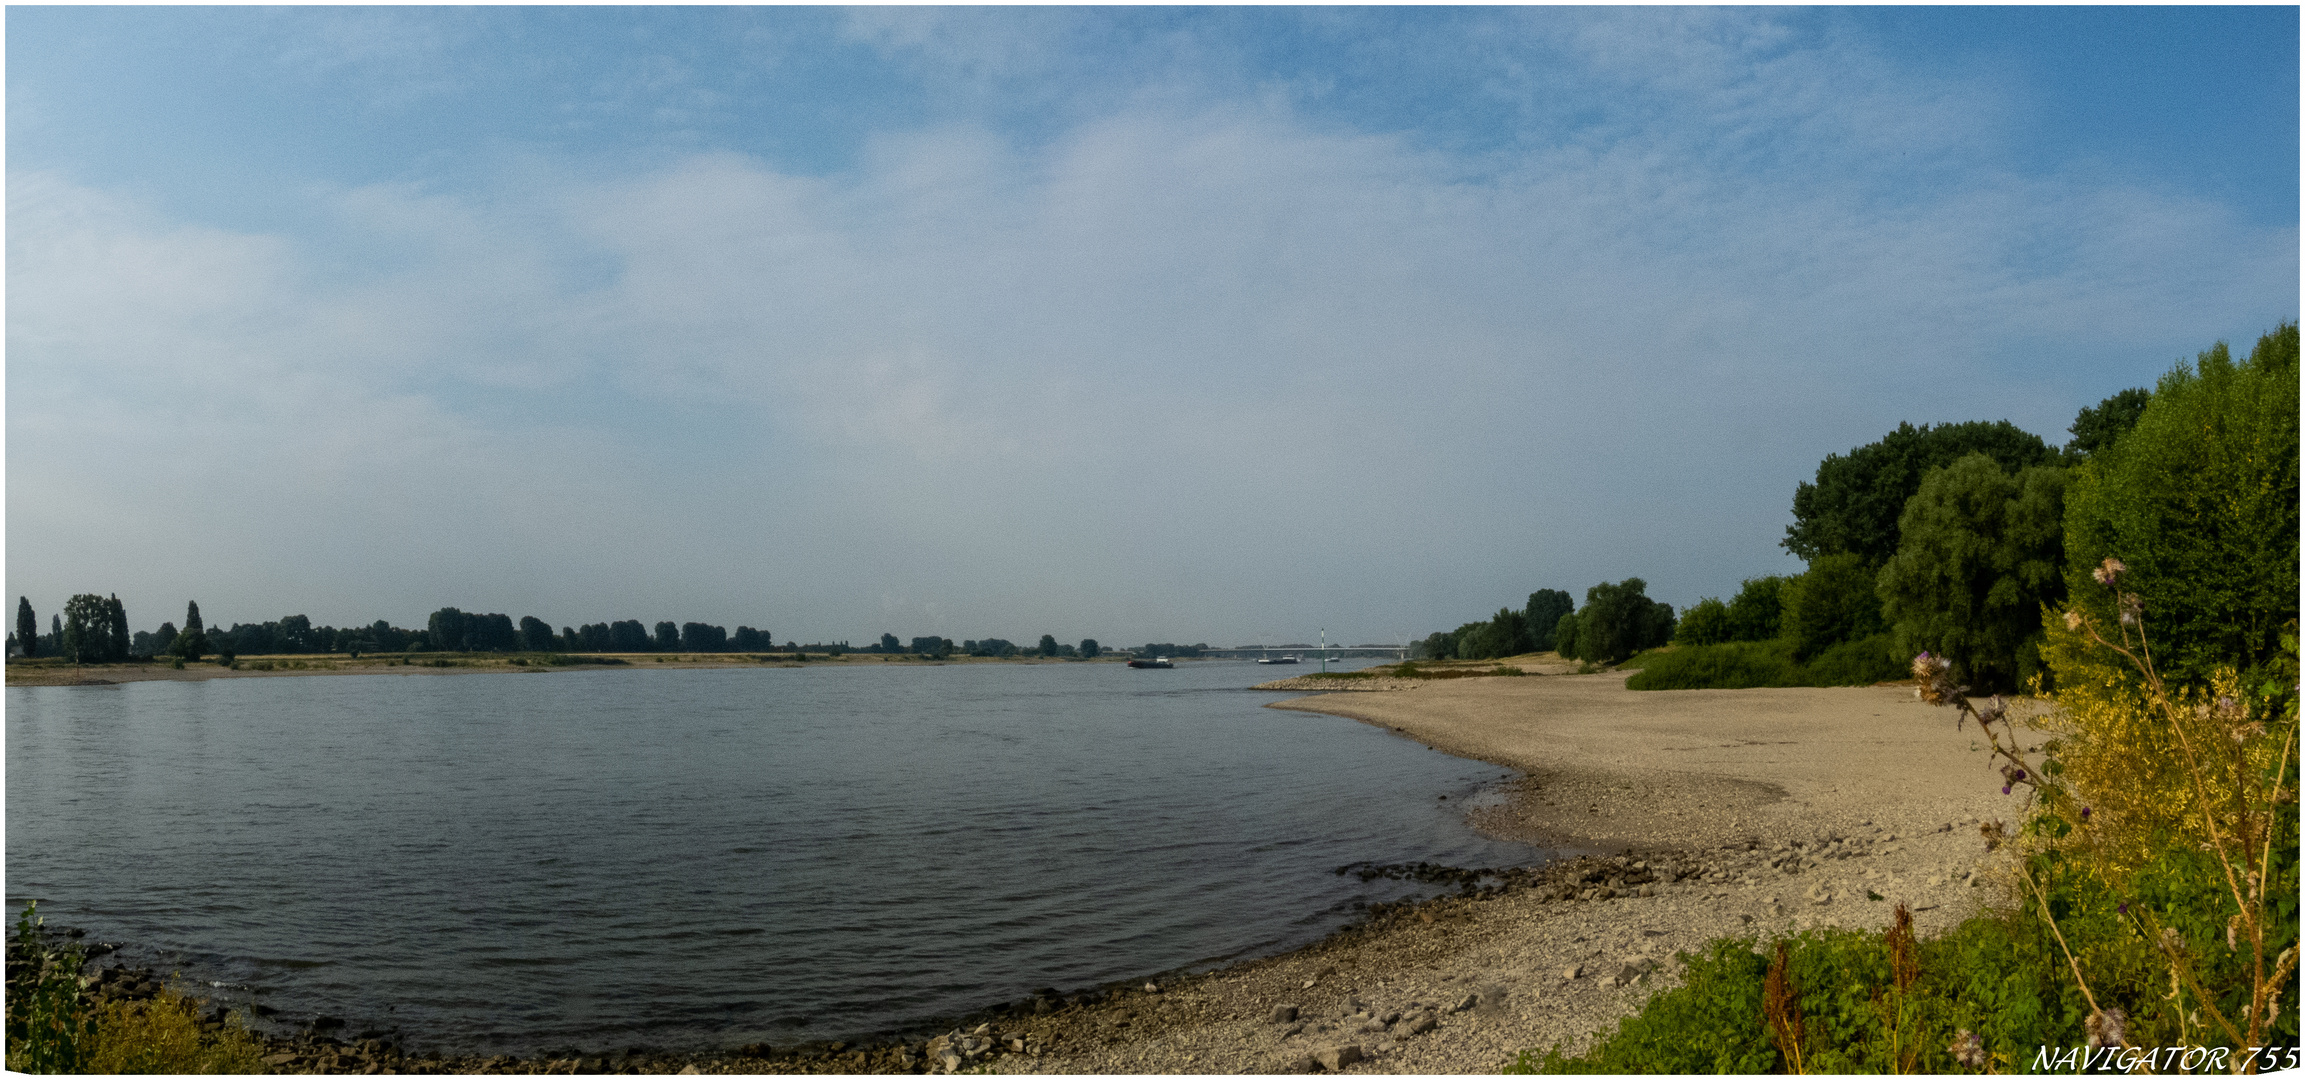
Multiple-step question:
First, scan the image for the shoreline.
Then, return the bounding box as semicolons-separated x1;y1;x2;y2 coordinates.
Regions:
25;668;2042;1074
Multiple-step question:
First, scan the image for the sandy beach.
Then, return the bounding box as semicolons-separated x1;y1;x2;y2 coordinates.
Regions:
936;668;2043;1076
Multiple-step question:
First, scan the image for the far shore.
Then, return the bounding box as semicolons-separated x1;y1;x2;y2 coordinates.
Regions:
2;650;1164;687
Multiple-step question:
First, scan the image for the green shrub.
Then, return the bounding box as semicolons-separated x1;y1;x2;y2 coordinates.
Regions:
6;904;96;1073
1675;598;1731;646
1623;639;1802;690
1624;634;1900;690
1800;633;1904;686
1510;937;1773;1073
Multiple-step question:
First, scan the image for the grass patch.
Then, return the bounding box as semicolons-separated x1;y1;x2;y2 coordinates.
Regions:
1623;634;1902;690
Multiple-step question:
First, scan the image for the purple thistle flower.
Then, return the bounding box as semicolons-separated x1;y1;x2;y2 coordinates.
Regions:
2001;785;2012;795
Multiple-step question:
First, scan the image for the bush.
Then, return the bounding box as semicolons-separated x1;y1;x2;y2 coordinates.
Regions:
1799;634;1905;686
1624;634;1900;690
1674;598;1732;646
83;989;268;1074
1552;613;1580;660
1624;639;1803;689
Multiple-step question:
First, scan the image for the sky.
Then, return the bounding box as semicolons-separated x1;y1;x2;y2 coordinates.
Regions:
6;6;2298;648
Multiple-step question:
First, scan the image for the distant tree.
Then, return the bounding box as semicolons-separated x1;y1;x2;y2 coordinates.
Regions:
682;622;729;651
2056;323;2298;687
62;594;111;664
1414;630;1456;660
910;636;952;658
427;608;469;652
1784;420;2059;568
1675;598;1732;646
1039;634;1060;657
519;616;556;651
967;638;1018;657
653;621;680;650
1552;613;1580;660
2065;387;2151;459
15;597;35;658
154;621;178;652
582;623;617;652
1782;554;1888;660
1573;579;1673;664
170;601;209;661
1877;453;2067;691
277;614;314;652
879;633;902;654
106;597;128;661
1725;576;1790;642
1079;638;1100;659
604;620;645;652
732;626;770;651
1525;590;1574;650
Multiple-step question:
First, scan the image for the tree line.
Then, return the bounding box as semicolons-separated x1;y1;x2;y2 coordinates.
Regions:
1416;582;1676;666
1662;322;2296;692
7;600;786;663
864;634;1108;659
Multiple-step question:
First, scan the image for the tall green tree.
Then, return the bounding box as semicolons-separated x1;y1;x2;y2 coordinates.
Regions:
2065;387;2151;459
1552;613;1581;660
427;608;469;652
1575;579;1674;664
1782;554;1888;659
106;597;128;662
653;621;680;650
1877;453;2067;691
1525;589;1574;650
1784;420;2058;568
170;601;208;661
1079;638;1100;659
61;594;111;664
1038;634;1060;657
2059;323;2299;686
519;616;556;651
15;598;36;658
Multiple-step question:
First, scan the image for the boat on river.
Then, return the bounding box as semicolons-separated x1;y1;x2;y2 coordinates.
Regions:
1255;655;1299;665
1127;657;1175;669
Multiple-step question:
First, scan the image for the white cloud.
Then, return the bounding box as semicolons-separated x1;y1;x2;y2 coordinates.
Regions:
8;11;2294;641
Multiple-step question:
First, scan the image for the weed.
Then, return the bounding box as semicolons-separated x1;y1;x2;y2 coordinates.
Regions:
6;903;95;1073
82;988;267;1074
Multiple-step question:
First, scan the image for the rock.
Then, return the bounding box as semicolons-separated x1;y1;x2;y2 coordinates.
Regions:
1561;964;1582;980
1448;994;1477;1013
938;1051;963;1072
1637;884;1656;898
1404;1015;1438;1037
1598;975;1619;989
1143;982;1160;993
1270;1004;1300;1024
1314;1044;1364;1071
971;1022;991;1036
678;1066;700;1075
261;1052;301;1067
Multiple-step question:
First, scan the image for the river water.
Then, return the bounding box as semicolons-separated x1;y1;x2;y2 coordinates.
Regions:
5;659;1541;1055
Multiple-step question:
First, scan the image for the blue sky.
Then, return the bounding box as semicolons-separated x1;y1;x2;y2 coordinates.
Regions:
8;7;2298;646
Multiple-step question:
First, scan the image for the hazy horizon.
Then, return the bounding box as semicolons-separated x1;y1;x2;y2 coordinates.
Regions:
8;7;2297;646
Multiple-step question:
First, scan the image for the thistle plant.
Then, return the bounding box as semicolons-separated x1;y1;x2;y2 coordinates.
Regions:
1916;555;2300;1068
